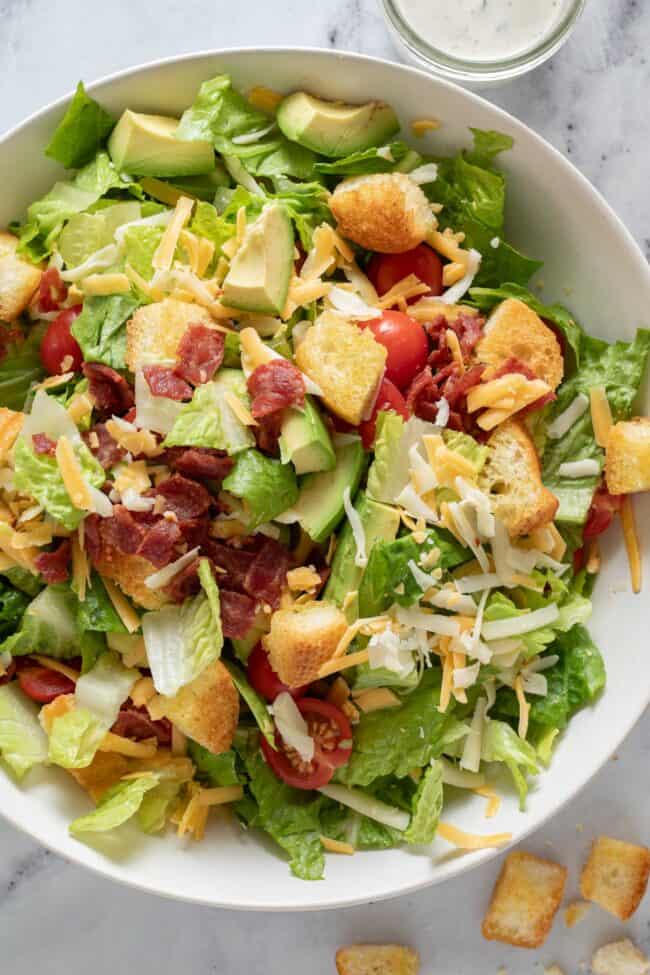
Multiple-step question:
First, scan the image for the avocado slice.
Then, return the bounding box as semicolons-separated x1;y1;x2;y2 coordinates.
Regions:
324;491;400;619
277;92;400;159
279;397;336;475
282;440;366;543
108;109;215;177
221;203;294;316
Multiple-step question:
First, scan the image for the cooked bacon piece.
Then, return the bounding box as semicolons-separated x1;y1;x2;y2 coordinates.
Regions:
143;365;192;401
244;539;292;610
247;359;305;420
136;519;182;568
101;505;146;556
219;589;257;638
175;324;225;386
82;363;134;416
153;475;212;521
168;447;234;481
112;704;172;745
443;363;485;410
32;433;56;456
84;422;126;470
34;539;71;583
84;514;103;562
207;540;257;592
164;558;202;603
177;516;210;550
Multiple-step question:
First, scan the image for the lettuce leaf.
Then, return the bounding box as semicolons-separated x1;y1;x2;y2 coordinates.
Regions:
481;718;538;809
2;585;81;658
71;294;140;370
464;129;514;168
188;740;241;786
48;706;107;769
222;449;298;528
222;660;275;747
164;369;255;453
76;572;128;633
403;759;443;844
0;683;49;778
0;577;30;639
45;82;115;170
13;435;105;530
69;773;160;837
315;142;411;176
0;324;45;411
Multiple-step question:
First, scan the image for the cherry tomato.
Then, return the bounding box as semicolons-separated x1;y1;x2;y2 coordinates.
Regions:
18;666;75;703
261;697;353;790
583;488;622;540
358;377;409;449
361;311;429;390
40;305;83;375
38;268;68;313
247;642;307;703
367;244;444;301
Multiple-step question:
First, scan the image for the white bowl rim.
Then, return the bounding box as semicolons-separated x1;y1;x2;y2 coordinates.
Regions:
0;45;649;911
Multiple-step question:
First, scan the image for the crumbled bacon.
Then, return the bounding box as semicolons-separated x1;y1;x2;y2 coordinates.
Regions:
152;475;212;521
164;558;202;603
83;514;103;562
207;540;257;592
112;704;172;745
82;363;134;416
34;539;71;584
37;268;67;313
101;505;146;556
166;447;234;481
175;324;225;386
136;519;182;568
247;359;305;420
219;589;257;638
244;539;292;610
143;365;192;401
32;433;56;456
84;422;126;470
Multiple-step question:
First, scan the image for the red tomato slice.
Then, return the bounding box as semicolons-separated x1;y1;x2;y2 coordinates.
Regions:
583;487;622;540
18;666;75;703
361;311;429;390
367;244;444;302
358;377;409;449
247;642;307;703
40;305;83;375
38;268;68;313
261;697;353;790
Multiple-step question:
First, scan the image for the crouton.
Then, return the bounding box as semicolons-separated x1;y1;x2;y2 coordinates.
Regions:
330;173;435;254
592;939;650;975
125;297;214;370
295;312;387;425
264;600;348;688
69;751;131;802
606;418;650;494
335;944;419;975
479;419;559;536
158;661;239;755
580;836;650;920
0;407;24;464
475;298;564;390
481;851;567;948
0;231;42;322
95;551;166;611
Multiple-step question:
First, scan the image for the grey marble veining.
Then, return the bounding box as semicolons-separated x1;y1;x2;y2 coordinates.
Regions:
1;1;649;971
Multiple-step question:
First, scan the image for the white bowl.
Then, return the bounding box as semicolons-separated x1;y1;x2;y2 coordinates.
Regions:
1;48;649;911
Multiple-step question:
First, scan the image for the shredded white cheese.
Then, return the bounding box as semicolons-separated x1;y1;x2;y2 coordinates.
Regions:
408;162;439;185
395;606;461;636
271;692;315;762
367;628;416;678
144;547;200;591
439;249;481;305
342;486;367;568
434;397;450;428
547;393;589;439
557;458;601;478
327;285;381;320
482;603;559;641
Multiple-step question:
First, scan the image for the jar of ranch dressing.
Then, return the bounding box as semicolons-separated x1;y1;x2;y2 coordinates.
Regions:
382;0;585;85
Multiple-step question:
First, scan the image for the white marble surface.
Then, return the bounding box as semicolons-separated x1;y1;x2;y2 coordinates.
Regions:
1;1;649;971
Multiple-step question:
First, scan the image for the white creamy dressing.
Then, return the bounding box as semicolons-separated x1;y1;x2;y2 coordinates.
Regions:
394;0;571;62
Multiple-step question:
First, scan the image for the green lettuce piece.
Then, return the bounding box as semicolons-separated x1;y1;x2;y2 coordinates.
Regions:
71;294;140;370
223;331;241;368
0;324;45;411
120;223;166;281
45;82;115;169
2;566;43;597
358;529;468;617
464;129;514;168
166;164;231;200
237;735;325;880
190;200;236;256
336;670;456;787
0;577;30;639
137;780;181;833
542;329;650;524
164;369;255;454
443;429;488;472
483;591;557;658
58;201;141;269
0;683;49;779
222;449;298;528
315;142;411;175
76;572;127;633
188;740;241;786
13;435;105;530
1;585;81;658
222;660;275;748
70;774;160;837
481;719;538;809
404;760;443;844
48;707;107;769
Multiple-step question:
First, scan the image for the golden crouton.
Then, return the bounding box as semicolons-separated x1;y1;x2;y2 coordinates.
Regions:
606;418;650;494
330;173;435;254
335;945;419;975
125;297;214;370
0;231;42;322
295;312;387;425
158;661;239;755
264;600;348;688
94;550;166;611
69;751;131;803
592;939;650;975
481;851;567;948
580;836;650;920
480;420;559;536
475;298;564;391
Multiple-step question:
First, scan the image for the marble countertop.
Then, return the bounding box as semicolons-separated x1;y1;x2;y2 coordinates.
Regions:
1;1;649;971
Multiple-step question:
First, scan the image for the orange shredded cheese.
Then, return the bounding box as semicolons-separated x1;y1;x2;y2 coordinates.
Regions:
353;687;402;713
621;496;642;593
102;578;141;633
196;785;244;807
474;785;502;819
224;391;258;427
317;648;370;679
40;693;74;733
378;273;429;309
286;565;322;591
437;822;512;850
32;656;79;681
80;272;130;296
589;386;613;447
411;118;441;136
247;85;283;114
446;328;465;372
99;733;158;758
153;196;194;271
332;616;390;659
320;836;355;855
55;437;93;511
514;675;530;739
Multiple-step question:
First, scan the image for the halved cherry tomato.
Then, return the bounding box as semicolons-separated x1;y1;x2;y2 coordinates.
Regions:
367;244;444;302
261;697;353;790
247;642;307;703
37;268;68;313
583;487;622;540
361;311;429;390
358;377;409;449
18;666;75;703
40;305;83;375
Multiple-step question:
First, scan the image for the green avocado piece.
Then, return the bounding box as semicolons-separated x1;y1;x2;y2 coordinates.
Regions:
108;110;215;177
277;92;400;159
282;440;366;544
279;396;336;475
221;203;294;315
324;491;400;619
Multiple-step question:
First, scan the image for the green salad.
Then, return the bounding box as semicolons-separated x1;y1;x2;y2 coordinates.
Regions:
0;75;647;880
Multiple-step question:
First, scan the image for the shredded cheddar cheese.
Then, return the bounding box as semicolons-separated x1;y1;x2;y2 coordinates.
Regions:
317;648;370;679
514;675;530;739
474;785;502;819
590;386;613;447
446;328;465;372
436;822;512;850
100;733;158;758
196;785;244;807
320;836;355;855
105;419;162;458
0;408;24;463
286;565;322;591
102;578;141;633
32;656;79;681
153;195;194;271
332;616;390;659
55;437;93;511
247;85;283;114
224;391;258;427
377;273;430;309
411;118;441;136
80;272;130;296
40;693;74;733
621;496;642;593
353;687;401;713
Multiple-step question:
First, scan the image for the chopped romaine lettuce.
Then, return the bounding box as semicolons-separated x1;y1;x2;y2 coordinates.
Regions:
0;683;49;779
71;294;140;370
164;369;255;454
75;572;127;633
403;759;443;844
0;577;30;640
45;82;115;170
0;324;45;411
481;719;538;809
70;773;160;836
222;660;275;748
315;142;411;176
222;449;298;528
188;740;241;786
1;585;80;658
48;707;107;769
